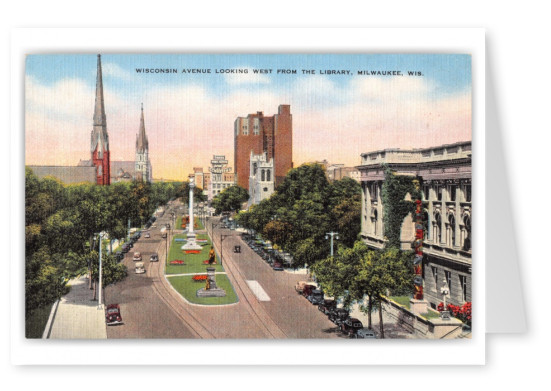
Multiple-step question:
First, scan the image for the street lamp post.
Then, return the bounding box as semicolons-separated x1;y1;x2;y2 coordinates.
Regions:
97;232;104;309
325;231;339;257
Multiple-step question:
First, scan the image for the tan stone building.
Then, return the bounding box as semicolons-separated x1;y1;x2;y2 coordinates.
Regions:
356;141;472;308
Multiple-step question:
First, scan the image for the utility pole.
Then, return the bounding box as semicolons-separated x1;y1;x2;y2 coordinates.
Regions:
325;231;339;257
98;232;104;309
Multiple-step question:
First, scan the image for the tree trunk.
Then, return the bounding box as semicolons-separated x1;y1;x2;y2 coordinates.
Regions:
378;295;385;339
367;296;373;329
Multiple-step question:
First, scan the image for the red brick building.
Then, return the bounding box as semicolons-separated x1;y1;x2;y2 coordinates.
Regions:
234;104;293;190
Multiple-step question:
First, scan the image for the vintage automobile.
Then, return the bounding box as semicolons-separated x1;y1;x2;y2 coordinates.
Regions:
302;284;318;298
318;299;337;315
144;231;151;238
132;252;142;262
328;308;350;325
354;328;377;339
121;243;131;253
161;232;167;238
150;253;159;262
295;281;317;294
135;262;145;274
307;289;325;305
105;304;123;325
340;317;364;337
272;260;284;271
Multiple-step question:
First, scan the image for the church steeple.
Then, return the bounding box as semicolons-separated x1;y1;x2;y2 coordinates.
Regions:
93;54;107;127
90;54;110;185
136;103;148;153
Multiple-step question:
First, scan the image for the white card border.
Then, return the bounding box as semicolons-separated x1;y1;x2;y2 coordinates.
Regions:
10;27;485;365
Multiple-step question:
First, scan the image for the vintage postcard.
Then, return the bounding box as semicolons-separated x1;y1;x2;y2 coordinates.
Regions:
24;53;472;341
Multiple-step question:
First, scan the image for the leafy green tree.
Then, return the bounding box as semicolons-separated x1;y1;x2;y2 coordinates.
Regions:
332;194;361;248
211;185;249;214
89;249;127;301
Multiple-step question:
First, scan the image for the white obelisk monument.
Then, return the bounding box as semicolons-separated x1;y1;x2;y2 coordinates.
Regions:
182;174;202;250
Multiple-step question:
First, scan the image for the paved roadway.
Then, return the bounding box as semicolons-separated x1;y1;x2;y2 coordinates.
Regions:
105;202;340;339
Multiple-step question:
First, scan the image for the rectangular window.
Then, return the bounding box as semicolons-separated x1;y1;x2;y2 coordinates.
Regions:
432;266;438;290
437;186;443;201
423;186;429;201
464;184;472;202
460;275;468;302
449;185;457;202
445;270;452;296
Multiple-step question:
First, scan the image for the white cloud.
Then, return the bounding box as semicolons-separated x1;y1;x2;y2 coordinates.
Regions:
101;62;133;81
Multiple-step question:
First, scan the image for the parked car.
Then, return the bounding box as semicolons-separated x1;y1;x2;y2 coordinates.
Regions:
318;299;337;315
272;260;284;271
150;253;159;262
161;232;167;238
121;244;131;253
144;231;150;238
354;328;377;339
307;289;325;305
105;304;123;325
340;317;364;337
134;262;145;274
329;308;350;325
295;281;317;294
132;252;142;261
302;284;318;298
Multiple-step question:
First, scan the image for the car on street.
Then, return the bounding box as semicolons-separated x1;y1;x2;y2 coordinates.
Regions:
150;253;159;262
161;232;167;238
132;252;142;261
328;308;350;326
307;289;325;305
340;317;364;337
295;281;317;294
134;262;145;274
144;231;150;238
302;284;318;298
105;304;123;325
318;299;337;314
272;260;284;271
354;328;377;339
121;244;131;253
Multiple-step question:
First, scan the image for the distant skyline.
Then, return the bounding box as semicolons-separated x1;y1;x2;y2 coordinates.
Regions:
25;54;472;181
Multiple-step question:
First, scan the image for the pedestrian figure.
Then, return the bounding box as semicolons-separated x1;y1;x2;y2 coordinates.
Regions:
208;246;216;265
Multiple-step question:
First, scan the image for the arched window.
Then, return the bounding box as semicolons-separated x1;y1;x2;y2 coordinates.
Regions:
261;169;265;181
423;210;429;240
253;163;257;176
266;169;271;182
463;215;471;251
448;214;456;247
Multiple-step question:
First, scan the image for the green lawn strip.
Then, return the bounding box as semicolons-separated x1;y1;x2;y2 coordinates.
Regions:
390;295;411;309
420;310;442;320
166;274;239;305
166;233;223;275
25;303;54;338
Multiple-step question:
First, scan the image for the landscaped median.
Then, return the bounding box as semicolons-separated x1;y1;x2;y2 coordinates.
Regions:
165;233;238;305
175;216;204;231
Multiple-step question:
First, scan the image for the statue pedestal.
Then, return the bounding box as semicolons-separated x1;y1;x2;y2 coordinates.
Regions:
196;267;226;297
409;298;428;316
182;232;202;250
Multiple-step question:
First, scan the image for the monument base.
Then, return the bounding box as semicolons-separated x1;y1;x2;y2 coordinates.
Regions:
182;232;202;250
409;298;429;316
196;288;227;298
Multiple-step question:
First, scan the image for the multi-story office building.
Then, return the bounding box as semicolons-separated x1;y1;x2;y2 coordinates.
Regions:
234;104;293;191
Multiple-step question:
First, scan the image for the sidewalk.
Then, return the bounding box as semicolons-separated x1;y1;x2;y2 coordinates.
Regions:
46;276;107;339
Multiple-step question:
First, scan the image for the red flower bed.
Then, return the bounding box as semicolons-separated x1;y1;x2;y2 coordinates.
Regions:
437;301;472;325
170;260;185;265
192;274;208;282
184;250;201;254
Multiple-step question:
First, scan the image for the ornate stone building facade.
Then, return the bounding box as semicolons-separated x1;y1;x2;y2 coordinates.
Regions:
357;141;472;308
248;151;274;207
